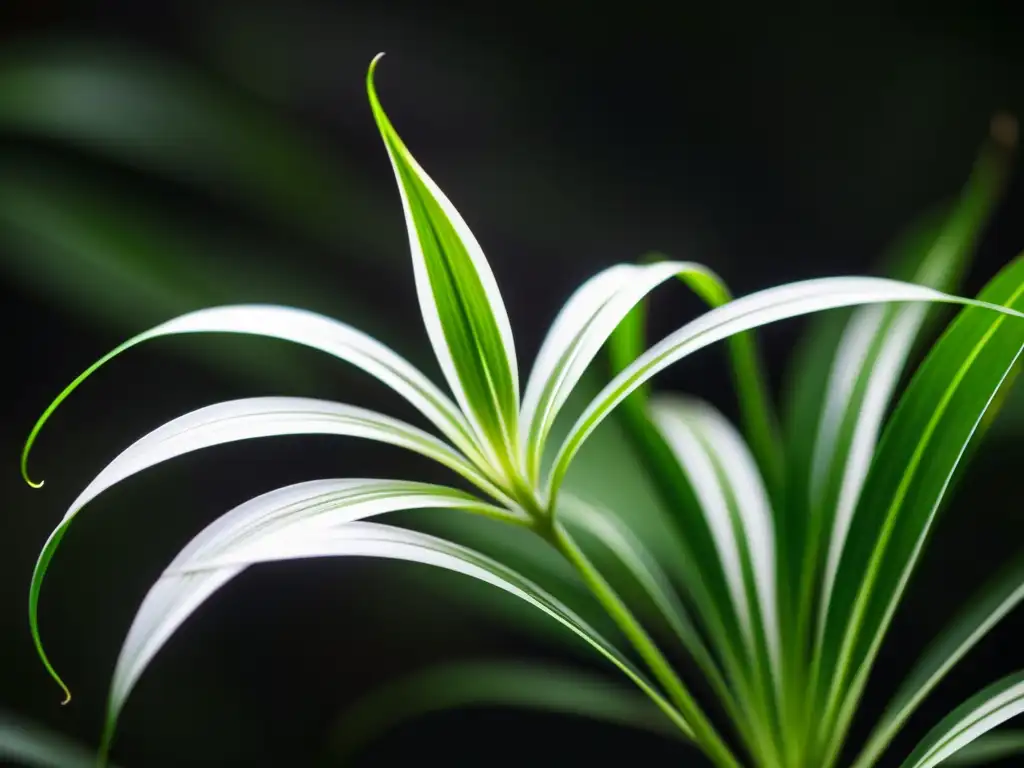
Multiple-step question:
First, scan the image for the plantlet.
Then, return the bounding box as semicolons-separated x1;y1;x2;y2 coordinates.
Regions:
22;55;1024;766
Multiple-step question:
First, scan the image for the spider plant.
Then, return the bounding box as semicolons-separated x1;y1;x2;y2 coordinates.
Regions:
22;55;1024;767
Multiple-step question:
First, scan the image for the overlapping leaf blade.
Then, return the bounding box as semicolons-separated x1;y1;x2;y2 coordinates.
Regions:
649;395;783;762
899;672;1024;768
852;555;1024;768
816;256;1024;763
550;275;1024;502
780;123;1013;645
21;303;485;489
97;479;692;759
519;259;732;485
367;55;520;470
26;396;518;702
810;123;1014;649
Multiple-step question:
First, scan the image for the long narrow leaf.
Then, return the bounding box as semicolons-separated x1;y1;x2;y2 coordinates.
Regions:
812;122;1015;647
558;492;768;754
327;659;683;761
899;672;1024;768
367;55;520;470
650;395;784;762
97;480;692;759
22;304;487;491
27;397;518;702
519;259;730;485
853;555;1024;768
780;122;1013;672
817;256;1024;762
549;275;1024;501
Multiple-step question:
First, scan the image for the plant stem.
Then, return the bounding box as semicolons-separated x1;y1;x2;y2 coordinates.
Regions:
550;520;743;768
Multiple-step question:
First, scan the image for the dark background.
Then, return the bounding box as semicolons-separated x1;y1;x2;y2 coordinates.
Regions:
2;2;1023;766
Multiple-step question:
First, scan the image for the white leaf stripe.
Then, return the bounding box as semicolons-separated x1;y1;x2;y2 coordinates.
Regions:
520;263;636;478
22;303;489;488
851;558;1024;768
27;397;517;706
901;673;1024;768
99;479;693;754
549;276;1024;500
367;54;519;465
816;303;927;637
651;400;753;645
819;276;1024;757
809;305;886;508
652;397;780;679
519;260;727;484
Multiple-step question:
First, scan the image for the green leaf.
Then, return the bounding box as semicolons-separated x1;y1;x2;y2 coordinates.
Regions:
940;730;1024;765
327;659;684;762
899;672;1024;768
0;158;375;391
97;479;692;761
649;395;783;762
558;492;766;753
549;275;1024;505
367;55;520;471
651;396;778;677
519;259;731;486
852;555;1024;768
22;304;486;492
780;121;1013;658
815;256;1024;762
27;396;519;704
604;253;781;499
558;493;729;695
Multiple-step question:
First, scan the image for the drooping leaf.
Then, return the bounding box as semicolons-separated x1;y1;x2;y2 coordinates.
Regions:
816;256;1024;762
550;274;1024;505
367;55;520;471
519;259;730;486
26;397;518;702
898;672;1024;768
604;253;781;498
327;659;684;762
22;303;486;492
852;555;1024;768
96;480;692;761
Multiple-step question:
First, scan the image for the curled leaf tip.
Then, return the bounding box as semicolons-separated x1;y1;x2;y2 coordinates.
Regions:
60;689;71;706
991;112;1018;149
21;451;44;489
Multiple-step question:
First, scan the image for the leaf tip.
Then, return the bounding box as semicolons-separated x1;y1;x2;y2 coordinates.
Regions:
21;446;44;489
367;52;386;96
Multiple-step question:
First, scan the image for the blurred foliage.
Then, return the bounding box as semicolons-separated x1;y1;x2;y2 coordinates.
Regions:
3;5;1023;767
